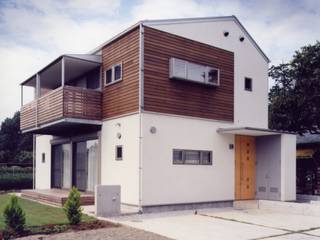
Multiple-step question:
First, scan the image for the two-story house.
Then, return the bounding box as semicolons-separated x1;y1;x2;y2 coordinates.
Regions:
20;16;296;212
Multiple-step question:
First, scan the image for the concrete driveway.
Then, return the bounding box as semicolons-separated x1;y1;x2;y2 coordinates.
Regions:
109;208;320;240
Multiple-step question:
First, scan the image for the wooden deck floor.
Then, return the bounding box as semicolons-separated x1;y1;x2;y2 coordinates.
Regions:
21;189;94;206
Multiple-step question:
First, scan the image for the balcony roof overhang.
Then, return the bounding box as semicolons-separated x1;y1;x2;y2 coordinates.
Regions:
217;127;296;136
21;54;102;88
22;118;102;136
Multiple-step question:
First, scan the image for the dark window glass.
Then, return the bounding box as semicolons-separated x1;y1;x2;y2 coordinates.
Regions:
208;69;219;84
116;145;123;160
105;68;112;84
201;151;212;165
42;153;45;163
173;150;184;164
185;150;201;165
114;64;122;81
245;77;252;91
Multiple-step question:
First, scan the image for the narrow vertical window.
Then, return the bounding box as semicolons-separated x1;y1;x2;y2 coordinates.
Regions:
114;64;122;81
42;153;45;163
116;145;123;160
245;77;252;91
105;68;112;85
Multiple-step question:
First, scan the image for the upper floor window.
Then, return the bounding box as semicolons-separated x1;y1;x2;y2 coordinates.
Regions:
244;77;252;91
169;57;220;86
105;63;122;86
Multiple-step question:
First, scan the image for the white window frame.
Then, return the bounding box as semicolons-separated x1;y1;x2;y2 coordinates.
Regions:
104;62;123;86
173;149;212;165
169;57;220;86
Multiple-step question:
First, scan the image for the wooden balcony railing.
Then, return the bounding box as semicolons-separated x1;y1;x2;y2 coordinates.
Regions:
20;86;102;132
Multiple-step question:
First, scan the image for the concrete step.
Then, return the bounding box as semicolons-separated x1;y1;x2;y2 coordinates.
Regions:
233;200;259;210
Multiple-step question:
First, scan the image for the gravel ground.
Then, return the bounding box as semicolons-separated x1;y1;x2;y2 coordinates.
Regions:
17;226;172;240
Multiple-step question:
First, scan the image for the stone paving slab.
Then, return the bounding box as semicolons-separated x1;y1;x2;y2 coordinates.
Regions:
305;229;320;237
114;212;286;240
263;233;320;240
202;208;320;231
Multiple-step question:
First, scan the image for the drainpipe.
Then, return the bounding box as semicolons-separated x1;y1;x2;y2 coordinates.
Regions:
138;23;144;213
33;134;36;189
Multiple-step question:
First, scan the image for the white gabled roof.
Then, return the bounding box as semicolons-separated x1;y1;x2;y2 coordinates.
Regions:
89;16;270;63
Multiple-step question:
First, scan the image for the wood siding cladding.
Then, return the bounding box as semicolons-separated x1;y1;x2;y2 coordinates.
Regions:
143;27;234;121
101;27;140;119
20;86;102;131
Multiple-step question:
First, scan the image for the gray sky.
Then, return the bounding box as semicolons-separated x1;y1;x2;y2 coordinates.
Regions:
0;0;319;122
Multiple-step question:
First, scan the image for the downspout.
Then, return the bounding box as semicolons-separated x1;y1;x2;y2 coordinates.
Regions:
33;135;36;189
138;23;144;213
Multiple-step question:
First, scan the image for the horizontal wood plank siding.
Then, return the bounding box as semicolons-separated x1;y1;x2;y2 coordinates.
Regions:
20;86;102;132
20;101;37;130
37;87;64;125
143;27;234;121
63;86;102;120
101;27;140;119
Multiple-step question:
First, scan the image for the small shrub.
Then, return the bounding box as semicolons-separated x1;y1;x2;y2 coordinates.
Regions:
3;195;26;234
64;187;82;225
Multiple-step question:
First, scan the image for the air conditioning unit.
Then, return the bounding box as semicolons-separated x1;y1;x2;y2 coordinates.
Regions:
169;57;220;87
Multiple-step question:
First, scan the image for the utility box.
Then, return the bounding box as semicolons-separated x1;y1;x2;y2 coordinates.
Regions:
95;185;120;217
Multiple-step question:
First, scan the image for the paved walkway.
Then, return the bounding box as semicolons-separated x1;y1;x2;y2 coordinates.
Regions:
107;208;320;240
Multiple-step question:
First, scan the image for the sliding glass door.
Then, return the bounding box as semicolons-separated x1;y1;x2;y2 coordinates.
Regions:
51;144;71;189
73;141;88;191
87;140;98;191
73;139;98;192
52;139;98;192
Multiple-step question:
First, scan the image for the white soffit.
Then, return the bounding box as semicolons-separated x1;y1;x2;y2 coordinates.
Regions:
217;127;290;136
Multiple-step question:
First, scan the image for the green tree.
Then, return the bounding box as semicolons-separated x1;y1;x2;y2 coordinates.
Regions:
0;112;33;163
269;41;320;135
63;187;83;225
3;195;26;234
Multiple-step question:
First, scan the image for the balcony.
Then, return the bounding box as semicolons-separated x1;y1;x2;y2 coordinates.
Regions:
20;54;102;135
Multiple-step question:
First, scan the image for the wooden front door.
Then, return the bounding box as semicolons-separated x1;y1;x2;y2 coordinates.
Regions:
235;135;256;200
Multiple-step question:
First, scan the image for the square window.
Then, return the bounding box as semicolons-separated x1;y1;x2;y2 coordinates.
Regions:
114;64;122;81
105;68;112;85
207;68;219;85
201;151;212;165
116;145;123;160
173;150;184;164
245;77;252;91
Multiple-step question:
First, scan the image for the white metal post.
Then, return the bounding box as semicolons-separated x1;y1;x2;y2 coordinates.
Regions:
21;85;23;106
61;57;65;87
36;74;40;98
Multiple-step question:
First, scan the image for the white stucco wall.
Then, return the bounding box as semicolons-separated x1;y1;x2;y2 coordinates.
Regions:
281;134;297;201
145;19;269;128
141;112;235;206
35;135;53;189
100;113;140;206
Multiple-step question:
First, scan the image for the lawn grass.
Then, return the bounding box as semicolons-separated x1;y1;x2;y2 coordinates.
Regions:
0;194;95;230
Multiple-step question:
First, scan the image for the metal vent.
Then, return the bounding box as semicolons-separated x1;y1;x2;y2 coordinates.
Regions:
270;187;278;193
258;186;266;192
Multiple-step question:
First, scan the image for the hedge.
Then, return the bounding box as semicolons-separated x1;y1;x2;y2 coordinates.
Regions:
0;167;33;190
